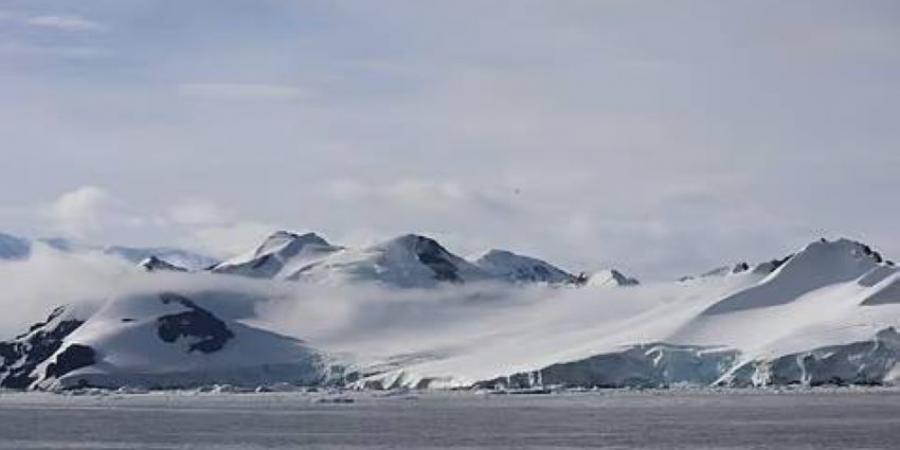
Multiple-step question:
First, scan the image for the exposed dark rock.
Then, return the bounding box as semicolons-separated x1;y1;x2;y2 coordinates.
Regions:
0;306;85;389
860;244;884;263
410;236;461;282
157;293;234;353
753;254;793;274
45;344;95;379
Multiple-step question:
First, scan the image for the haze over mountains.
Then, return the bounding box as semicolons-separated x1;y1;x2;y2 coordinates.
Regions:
1;229;898;392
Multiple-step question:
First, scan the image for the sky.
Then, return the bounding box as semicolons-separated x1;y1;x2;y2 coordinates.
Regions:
0;0;898;280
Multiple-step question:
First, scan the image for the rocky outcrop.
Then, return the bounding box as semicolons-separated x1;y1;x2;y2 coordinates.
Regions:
0;307;86;389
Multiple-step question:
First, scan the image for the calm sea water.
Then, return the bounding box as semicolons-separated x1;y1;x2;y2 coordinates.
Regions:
1;389;899;449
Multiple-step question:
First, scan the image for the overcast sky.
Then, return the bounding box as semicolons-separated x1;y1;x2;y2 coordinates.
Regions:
1;0;898;279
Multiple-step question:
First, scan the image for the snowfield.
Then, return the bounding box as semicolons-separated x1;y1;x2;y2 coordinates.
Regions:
1;231;898;391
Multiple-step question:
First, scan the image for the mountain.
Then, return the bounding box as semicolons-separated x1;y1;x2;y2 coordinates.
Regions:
472;249;577;284
343;238;900;390
102;246;217;270
0;233;30;260
289;234;491;287
211;231;341;279
1;291;327;390
138;256;188;272
700;238;890;315
214;232;577;287
585;269;640;287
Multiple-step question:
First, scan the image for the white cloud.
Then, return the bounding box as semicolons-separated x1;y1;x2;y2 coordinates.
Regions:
26;15;107;32
168;200;229;226
2;2;899;279
0;42;112;59
45;186;116;238
186;221;281;258
327;178;513;215
178;83;309;101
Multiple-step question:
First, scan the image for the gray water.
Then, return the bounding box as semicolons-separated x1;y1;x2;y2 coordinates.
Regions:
1;389;899;449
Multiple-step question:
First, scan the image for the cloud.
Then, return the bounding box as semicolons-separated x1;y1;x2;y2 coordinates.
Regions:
178;83;309;101
168;200;230;226
45;186;117;238
2;1;898;280
26;15;107;32
185;221;282;258
0;42;112;59
326;178;515;216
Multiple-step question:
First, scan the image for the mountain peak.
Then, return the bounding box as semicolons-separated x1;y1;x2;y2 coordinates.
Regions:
805;238;888;264
138;256;187;273
378;233;441;249
474;249;576;284
753;238;891;276
211;230;339;279
586;269;640;287
371;234;472;284
254;231;331;257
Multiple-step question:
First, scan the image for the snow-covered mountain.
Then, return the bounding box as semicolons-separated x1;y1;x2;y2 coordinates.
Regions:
338;238;900;390
210;231;341;279
211;231;587;287
289;234;491;287
3;234;900;391
138;256;187;272
1;291;327;390
472;249;577;284
585;269;640;287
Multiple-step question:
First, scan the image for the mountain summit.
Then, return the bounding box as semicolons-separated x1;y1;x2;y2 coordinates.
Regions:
211;231;341;279
473;249;576;284
290;233;490;287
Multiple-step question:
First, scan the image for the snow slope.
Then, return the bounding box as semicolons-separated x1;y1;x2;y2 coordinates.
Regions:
314;238;900;389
